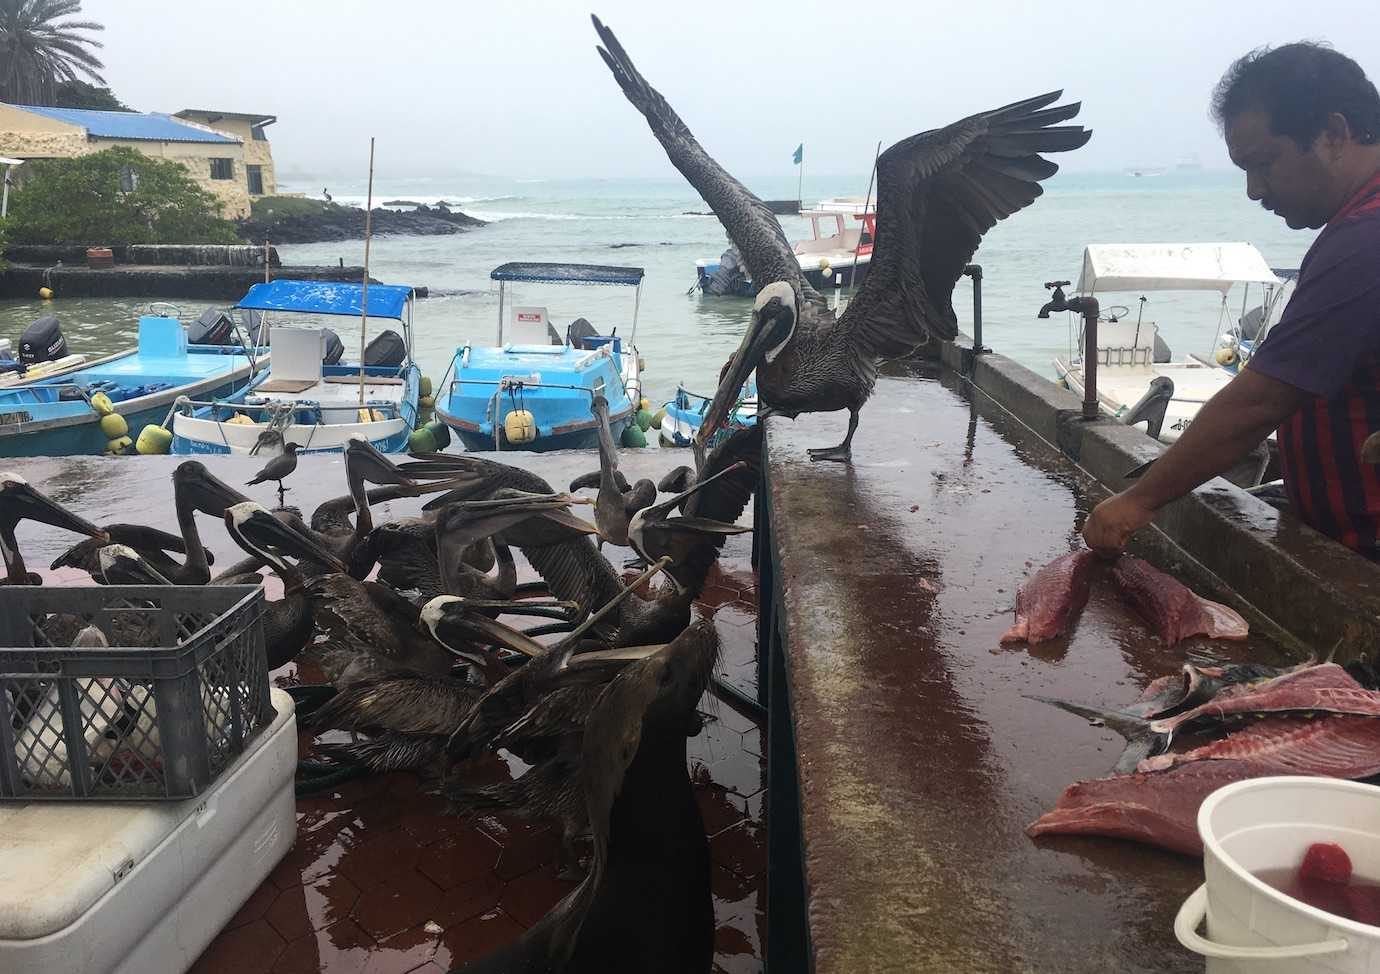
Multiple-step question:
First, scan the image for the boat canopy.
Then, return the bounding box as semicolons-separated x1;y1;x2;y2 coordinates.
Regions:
1076;243;1281;295
236;280;414;320
490;262;644;286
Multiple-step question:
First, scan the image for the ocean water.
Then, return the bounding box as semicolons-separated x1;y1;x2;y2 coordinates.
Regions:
0;169;1316;409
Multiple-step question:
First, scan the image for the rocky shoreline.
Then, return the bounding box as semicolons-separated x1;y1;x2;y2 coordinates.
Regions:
236;202;486;245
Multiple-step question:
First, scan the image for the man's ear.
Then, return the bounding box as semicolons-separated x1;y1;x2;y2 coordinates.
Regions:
1321;112;1354;159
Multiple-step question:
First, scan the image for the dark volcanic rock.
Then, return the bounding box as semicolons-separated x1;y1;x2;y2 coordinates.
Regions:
236;203;486;244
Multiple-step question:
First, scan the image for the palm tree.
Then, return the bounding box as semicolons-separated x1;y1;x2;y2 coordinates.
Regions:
0;0;105;107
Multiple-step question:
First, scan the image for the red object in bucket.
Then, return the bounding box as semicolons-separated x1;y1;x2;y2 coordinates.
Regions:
1301;842;1353;885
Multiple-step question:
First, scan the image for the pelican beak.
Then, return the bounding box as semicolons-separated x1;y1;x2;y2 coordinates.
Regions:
428;491;597;547
234;508;348;574
0;474;107;541
421;596;546;659
345;436;418;489
698;283;795;444
175;461;248;515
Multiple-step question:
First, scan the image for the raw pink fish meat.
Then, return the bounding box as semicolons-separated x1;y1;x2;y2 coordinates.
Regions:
1026;759;1270;855
1150;662;1380;734
1138;715;1380;776
1112;555;1249;645
1000;549;1097;644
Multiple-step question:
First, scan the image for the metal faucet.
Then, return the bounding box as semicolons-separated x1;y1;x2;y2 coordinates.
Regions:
1037;281;1071;318
1037;280;1102;421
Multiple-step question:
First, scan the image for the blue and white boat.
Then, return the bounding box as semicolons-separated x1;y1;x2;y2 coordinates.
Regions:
170;280;421;455
658;378;758;448
0;315;256;458
435;262;644;453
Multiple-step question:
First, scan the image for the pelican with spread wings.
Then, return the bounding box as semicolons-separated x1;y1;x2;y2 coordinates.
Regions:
593;15;1091;461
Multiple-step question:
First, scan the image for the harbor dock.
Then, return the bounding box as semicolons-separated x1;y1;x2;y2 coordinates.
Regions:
6;334;1380;972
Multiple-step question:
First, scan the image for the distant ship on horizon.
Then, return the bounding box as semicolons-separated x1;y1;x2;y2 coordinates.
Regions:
1125;166;1167;178
1176;153;1204;170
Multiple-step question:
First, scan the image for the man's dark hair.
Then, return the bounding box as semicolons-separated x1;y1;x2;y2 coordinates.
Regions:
1212;42;1380;147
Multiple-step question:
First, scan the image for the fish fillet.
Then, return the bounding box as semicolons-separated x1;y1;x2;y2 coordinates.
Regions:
1139;715;1380;776
1001;549;1096;644
1026;759;1270;856
1151;663;1380;734
1112;556;1248;644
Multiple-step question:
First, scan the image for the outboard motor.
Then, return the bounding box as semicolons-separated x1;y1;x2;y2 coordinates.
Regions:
244;309;269;347
567;317;599;349
18;314;68;365
704;245;750;296
322;328;345;365
363;329;406;367
186;308;236;346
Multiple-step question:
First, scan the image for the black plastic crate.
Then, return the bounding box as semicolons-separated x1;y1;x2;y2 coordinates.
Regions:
0;585;270;801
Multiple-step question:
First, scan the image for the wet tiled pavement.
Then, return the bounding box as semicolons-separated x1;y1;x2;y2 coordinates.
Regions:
191;534;766;974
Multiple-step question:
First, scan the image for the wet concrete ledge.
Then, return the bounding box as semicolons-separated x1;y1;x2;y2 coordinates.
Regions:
945;337;1380;659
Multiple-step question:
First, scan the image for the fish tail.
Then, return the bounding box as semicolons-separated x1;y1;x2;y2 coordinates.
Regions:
1024;693;1155;741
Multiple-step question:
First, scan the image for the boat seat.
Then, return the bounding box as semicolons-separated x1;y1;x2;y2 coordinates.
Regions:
264;327;324;387
1086;320;1159;367
510;307;560;346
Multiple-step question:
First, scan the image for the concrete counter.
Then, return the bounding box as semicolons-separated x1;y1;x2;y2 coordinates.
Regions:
761;363;1300;972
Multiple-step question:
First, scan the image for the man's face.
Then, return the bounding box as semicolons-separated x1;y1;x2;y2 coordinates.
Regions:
1226;109;1340;229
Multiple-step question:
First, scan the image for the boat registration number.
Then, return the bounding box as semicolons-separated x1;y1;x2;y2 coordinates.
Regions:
0;410;32;426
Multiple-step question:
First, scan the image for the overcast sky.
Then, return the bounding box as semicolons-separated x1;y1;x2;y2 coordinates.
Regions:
79;0;1379;183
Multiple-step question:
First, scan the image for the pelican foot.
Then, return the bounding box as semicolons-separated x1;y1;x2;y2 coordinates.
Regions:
807;444;852;463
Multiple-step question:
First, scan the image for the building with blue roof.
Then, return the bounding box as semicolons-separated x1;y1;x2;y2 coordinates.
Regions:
0;102;279;219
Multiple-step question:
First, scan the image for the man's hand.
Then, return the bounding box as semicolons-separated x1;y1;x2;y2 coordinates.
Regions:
1083;492;1156;556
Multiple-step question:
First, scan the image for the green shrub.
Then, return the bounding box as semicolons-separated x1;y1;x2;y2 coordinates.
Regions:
249;196;334;220
5;147;240;245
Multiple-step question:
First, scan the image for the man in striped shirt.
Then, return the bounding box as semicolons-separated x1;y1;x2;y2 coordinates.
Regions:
1085;42;1380;559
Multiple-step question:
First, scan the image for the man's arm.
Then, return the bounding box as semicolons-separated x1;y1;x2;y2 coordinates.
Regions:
1082;367;1308;554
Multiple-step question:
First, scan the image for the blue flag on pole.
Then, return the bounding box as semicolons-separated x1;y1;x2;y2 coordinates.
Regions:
792;144;803;165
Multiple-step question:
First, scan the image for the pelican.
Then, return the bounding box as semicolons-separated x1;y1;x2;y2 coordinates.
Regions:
223;501;350;668
453;617;718;974
593;16;1091;461
0;472;107;585
576;394;656;548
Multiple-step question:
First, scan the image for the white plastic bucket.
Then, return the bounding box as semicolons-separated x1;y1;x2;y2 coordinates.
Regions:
1175;776;1380;972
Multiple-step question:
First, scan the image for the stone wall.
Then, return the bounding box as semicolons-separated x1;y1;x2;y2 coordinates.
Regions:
176;114;278;200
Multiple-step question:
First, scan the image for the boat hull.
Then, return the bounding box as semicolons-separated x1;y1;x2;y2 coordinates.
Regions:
696;256;870;296
450;416;630;454
170;363;421;455
0;372;248;458
437;338;640;453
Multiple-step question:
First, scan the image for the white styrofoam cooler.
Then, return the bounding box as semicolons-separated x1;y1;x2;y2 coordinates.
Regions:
0;687;297;974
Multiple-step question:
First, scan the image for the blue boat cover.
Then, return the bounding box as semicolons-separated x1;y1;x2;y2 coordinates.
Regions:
237;280;413;320
490;262;644;286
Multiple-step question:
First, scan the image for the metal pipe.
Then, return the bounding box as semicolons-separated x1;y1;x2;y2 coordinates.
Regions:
496;282;505;347
963;264;985;355
629;280;642;345
1067;296;1101;421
